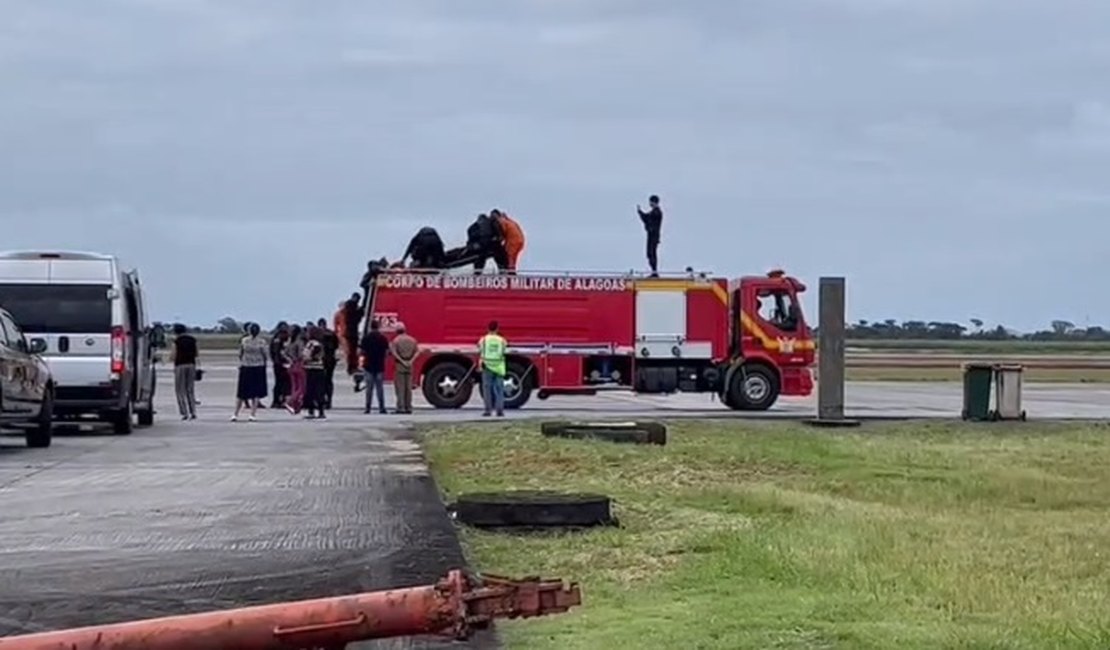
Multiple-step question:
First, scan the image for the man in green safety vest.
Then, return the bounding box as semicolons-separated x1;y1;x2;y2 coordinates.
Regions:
478;320;508;417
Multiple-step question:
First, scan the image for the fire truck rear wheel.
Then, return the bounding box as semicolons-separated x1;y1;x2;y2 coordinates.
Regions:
422;360;474;409
503;361;534;410
727;364;780;411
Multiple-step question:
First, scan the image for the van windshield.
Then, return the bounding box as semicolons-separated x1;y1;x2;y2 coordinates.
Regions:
0;284;113;333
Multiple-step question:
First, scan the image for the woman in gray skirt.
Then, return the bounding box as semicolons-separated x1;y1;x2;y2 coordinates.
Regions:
232;322;269;421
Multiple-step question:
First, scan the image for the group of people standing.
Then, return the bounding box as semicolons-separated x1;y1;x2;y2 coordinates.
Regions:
232;319;339;422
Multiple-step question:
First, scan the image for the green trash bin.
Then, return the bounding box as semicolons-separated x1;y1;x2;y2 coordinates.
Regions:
961;363;994;421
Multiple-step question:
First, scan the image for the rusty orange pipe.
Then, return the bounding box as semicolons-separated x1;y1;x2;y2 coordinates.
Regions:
0;570;581;650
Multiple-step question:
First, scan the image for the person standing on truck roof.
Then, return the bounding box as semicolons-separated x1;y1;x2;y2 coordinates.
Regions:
490;209;525;273
637;194;663;277
232;323;269;422
316;317;340;409
359;319;390;414
478;320;507;417
171;323;198;421
389;323;419;415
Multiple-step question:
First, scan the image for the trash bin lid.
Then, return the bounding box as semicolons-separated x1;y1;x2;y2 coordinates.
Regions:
995;363;1024;371
961;362;995;370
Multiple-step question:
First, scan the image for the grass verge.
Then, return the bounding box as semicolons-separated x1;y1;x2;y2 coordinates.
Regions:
420;420;1110;649
846;366;1110;383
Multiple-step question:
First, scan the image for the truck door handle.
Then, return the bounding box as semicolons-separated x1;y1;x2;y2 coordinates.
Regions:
58;336;70;353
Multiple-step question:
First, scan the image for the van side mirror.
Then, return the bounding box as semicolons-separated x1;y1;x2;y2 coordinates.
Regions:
150;325;168;349
28;338;47;354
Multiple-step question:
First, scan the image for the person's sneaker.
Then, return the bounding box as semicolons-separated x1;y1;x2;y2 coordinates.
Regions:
229;415;238;422
379;410;388;415
190;414;197;420
304;414;316;420
496;412;505;417
318;415;327;421
248;415;257;422
181;415;189;421
363;409;370;415
285;404;295;415
482;412;491;417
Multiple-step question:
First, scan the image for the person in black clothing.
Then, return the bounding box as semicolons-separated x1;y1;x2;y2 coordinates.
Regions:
316;317;340;409
270;322;290;408
171;323;199;420
637;194;664;277
465;213;506;272
400;227;446;269
342;292;363;376
359;319;390;414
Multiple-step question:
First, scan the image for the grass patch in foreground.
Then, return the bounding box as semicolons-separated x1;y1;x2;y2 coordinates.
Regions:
420;420;1110;649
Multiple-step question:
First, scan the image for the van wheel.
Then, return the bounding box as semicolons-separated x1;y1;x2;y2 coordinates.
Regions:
112;403;134;435
137;408;154;427
26;390;54;449
422;361;474;409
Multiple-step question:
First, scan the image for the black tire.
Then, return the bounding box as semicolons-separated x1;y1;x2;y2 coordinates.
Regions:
453;491;614;529
502;361;534;410
137;407;154;427
112;402;134;435
541;420;667;445
422;360;475;409
726;363;780;411
26;389;54;449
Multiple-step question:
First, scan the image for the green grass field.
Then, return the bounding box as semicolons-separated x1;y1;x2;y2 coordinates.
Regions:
421;420;1110;649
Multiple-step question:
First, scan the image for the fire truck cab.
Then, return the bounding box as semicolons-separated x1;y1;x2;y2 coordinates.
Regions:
364;268;814;411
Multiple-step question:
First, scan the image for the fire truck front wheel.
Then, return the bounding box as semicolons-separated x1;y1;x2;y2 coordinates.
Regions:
422;360;475;409
726;363;780;411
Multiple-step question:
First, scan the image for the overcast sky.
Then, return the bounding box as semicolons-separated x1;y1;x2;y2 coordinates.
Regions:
2;0;1108;331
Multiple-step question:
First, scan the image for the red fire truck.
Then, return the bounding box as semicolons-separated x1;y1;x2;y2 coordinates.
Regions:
362;268;815;411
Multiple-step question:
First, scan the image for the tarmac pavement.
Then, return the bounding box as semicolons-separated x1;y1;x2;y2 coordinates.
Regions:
0;380;498;649
177;364;1110;421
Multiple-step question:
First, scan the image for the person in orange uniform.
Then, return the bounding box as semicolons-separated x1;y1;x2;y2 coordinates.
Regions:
490;209;525;273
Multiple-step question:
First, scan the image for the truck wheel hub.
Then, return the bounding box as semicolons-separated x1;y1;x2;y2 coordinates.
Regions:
742;375;768;401
437;375;460;396
503;375;520;398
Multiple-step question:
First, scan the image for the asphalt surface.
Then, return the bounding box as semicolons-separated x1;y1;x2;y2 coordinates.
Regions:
0;389;497;648
177;363;1110;420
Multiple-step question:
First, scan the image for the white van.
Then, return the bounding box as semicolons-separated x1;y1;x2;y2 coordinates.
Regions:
0;251;165;434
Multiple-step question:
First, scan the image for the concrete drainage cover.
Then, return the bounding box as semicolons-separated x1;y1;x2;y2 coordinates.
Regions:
540;420;667;446
452;491;615;530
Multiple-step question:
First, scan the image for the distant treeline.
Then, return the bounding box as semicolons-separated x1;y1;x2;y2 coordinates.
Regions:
844;319;1110;342
168;317;1110;342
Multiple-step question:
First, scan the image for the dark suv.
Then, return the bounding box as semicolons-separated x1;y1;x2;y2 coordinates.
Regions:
0;307;54;448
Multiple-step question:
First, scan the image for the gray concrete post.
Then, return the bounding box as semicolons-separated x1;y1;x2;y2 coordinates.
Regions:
817;277;846;420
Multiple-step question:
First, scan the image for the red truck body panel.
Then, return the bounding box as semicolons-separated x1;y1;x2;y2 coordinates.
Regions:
365;270;813;409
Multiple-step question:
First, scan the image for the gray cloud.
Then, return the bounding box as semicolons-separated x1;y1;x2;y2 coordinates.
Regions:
2;0;1108;330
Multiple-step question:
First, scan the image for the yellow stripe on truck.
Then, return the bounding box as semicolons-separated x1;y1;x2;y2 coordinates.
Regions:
632;279;729;306
740;311;815;352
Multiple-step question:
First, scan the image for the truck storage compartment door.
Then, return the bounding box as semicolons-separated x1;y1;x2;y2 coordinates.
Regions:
634;290;686;358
